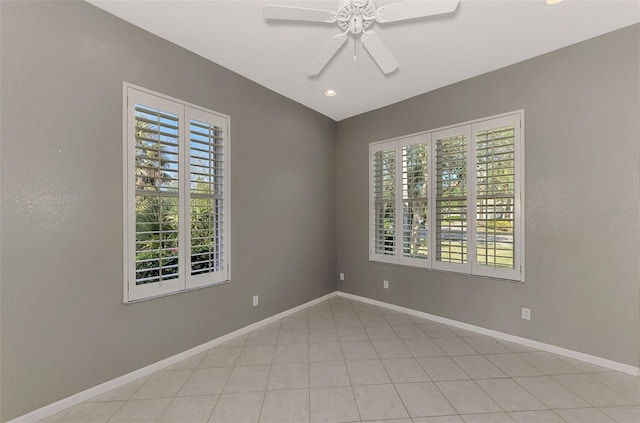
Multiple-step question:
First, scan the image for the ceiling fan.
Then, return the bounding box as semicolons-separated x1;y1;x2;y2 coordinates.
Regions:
263;0;460;76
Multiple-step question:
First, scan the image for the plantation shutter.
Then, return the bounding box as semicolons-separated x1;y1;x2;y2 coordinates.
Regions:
126;86;231;302
127;89;184;301
433;126;471;273
471;114;522;280
370;143;397;262
399;136;432;266
368;112;523;281
186;107;229;288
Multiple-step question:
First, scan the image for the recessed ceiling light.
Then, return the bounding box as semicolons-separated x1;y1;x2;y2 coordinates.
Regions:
546;0;563;5
324;89;337;97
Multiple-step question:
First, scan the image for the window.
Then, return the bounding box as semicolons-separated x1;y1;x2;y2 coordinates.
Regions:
433;127;469;272
401;139;430;265
371;145;396;261
369;111;523;281
124;84;230;302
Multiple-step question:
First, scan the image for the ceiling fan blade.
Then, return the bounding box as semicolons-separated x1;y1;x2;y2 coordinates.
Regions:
362;31;399;74
263;5;336;23
307;33;348;76
376;0;460;23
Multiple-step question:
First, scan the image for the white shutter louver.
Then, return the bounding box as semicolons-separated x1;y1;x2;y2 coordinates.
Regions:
471;113;521;280
189;119;225;276
435;132;469;267
372;147;396;258
401;142;429;260
475;125;516;269
134;105;181;285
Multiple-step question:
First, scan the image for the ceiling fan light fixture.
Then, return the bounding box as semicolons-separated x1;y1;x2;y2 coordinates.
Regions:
546;0;563;5
324;89;337;97
264;0;460;75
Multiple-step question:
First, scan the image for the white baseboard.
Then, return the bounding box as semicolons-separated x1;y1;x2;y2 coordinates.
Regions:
337;291;639;377
8;291;337;423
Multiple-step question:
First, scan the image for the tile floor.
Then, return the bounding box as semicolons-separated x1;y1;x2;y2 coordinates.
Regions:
39;297;640;422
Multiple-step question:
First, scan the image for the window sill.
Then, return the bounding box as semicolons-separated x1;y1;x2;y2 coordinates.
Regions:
124;279;230;304
369;258;524;283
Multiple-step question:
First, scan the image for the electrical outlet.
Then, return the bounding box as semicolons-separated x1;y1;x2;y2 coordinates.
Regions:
339;273;345;281
383;280;389;289
522;307;531;320
253;295;259;307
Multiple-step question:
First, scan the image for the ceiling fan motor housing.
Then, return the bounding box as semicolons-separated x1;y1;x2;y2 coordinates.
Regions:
337;0;376;34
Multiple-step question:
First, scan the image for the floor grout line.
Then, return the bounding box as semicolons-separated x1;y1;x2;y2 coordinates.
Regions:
40;296;640;423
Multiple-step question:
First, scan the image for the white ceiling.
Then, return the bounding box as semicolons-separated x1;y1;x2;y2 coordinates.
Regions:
89;0;640;121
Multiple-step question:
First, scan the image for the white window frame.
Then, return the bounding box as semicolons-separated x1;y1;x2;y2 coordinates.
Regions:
123;83;231;302
369;110;525;282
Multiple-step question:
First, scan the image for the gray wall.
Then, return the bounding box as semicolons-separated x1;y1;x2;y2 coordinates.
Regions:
337;25;640;368
1;1;638;420
0;1;336;420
